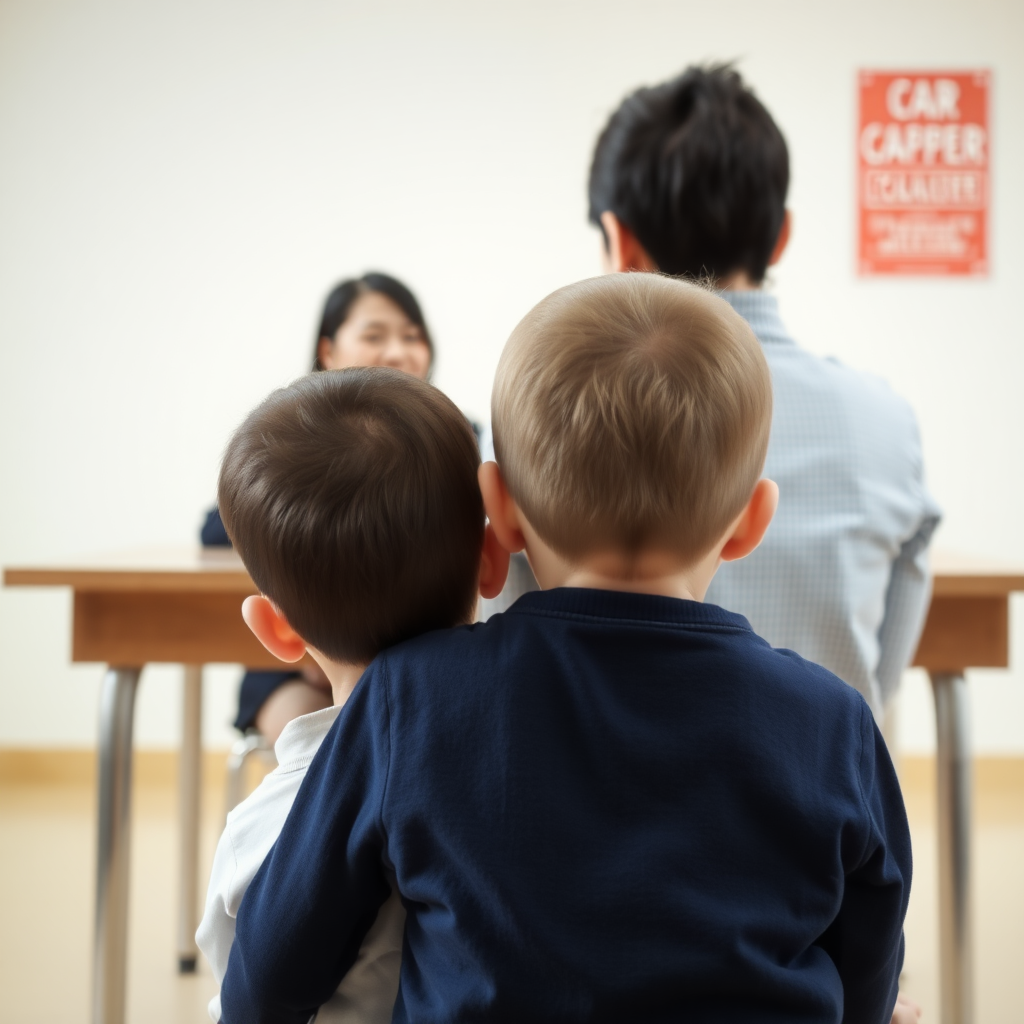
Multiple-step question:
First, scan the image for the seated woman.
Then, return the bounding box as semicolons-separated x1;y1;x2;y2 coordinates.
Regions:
201;272;434;742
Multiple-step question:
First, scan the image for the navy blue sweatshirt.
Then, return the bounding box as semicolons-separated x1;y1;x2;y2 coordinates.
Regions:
221;589;910;1024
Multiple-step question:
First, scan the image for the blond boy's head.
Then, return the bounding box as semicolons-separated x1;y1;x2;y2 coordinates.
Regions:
492;274;772;563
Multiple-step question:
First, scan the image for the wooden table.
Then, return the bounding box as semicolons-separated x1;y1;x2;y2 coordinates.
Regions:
908;552;1024;1024
3;548;270;1024
4;547;1024;1024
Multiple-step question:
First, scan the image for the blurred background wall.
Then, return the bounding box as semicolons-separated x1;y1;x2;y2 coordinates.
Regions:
1;0;1022;753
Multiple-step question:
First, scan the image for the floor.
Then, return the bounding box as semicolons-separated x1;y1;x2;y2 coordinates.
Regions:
0;759;1021;1023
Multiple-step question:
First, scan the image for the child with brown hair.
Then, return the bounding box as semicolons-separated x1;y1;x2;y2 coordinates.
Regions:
221;274;911;1024
196;366;507;1023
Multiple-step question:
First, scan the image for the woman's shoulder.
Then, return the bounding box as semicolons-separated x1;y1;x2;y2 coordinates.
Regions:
199;506;232;547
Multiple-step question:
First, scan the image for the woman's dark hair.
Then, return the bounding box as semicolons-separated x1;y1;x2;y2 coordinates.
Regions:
588;65;789;284
313;272;435;371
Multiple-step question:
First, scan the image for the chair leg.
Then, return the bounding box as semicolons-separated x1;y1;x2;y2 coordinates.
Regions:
177;665;202;973
93;667;141;1024
931;671;973;1024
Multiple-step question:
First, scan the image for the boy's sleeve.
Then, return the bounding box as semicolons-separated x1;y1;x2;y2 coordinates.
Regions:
820;702;912;1024
219;662;393;1024
196;819;242;1022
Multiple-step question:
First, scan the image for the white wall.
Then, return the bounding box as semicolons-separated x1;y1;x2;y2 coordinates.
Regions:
1;0;1022;752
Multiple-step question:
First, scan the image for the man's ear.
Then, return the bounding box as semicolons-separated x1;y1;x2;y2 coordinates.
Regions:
478;462;526;555
241;595;307;663
720;479;779;563
599;211;659;273
767;210;792;267
478;522;511;599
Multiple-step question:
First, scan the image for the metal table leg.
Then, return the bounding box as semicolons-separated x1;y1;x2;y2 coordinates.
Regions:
93;666;141;1024
930;671;973;1024
177;665;203;973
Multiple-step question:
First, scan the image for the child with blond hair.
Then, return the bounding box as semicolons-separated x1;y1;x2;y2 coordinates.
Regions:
221;275;910;1024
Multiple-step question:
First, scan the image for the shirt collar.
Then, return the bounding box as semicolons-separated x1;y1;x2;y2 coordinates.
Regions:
273;703;341;768
717;290;793;346
508;587;752;632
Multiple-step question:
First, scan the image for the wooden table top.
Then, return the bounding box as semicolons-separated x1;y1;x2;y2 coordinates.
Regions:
5;547;1024;597
3;546;256;593
927;551;1024;597
5;546;1024;672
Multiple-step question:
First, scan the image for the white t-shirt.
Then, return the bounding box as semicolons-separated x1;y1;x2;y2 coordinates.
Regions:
197;704;404;1024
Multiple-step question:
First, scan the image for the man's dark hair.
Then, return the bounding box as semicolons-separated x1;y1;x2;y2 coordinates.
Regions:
588;65;789;284
219;368;483;664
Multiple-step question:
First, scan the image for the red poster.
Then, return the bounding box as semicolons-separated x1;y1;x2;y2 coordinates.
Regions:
858;70;989;276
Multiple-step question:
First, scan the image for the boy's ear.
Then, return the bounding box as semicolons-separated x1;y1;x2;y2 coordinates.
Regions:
478;522;511;600
720;479;779;563
478;462;527;555
767;210;792;267
241;595;307;663
599;211;658;273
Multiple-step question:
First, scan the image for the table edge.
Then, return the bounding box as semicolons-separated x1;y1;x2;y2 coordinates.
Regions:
4;567;257;593
931;574;1024;598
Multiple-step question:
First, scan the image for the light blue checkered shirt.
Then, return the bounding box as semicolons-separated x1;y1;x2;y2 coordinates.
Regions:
706;291;941;715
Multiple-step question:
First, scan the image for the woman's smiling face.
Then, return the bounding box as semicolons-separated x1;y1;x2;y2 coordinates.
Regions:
318;291;431;380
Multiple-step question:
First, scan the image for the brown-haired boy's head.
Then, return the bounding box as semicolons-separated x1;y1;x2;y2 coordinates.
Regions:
487;274;774;589
219;367;495;666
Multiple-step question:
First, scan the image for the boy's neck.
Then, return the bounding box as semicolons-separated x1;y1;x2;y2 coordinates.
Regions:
520;519;720;602
717;270;762;292
308;655;371;708
306;612;474;709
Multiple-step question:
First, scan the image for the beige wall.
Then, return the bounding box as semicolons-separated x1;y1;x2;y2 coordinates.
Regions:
1;0;1022;751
